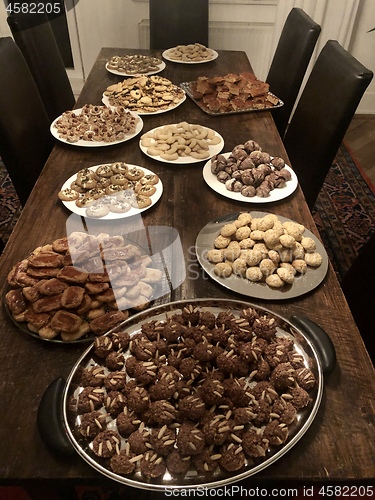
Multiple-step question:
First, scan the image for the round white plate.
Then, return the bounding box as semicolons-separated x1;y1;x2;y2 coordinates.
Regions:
105;60;166;77
162;47;218;64
140;124;224;164
203;152;298;203
59;164;163;220
51;108;143;147
195;211;328;300
102;92;186;116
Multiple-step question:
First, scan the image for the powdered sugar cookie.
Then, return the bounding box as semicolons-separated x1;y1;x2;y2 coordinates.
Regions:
206;249;224;264
109;200;132;214
220;223;237;238
214;262;233;277
304;252;322;267
214;235;231;249
86;203;110;218
265;274;284;288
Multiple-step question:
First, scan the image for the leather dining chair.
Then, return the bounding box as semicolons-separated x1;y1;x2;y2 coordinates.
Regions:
7;12;75;122
283;40;373;210
0;37;55;207
149;0;209;50
266;8;321;139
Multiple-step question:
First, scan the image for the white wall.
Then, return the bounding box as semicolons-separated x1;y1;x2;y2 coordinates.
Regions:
348;0;375;113
72;0;149;79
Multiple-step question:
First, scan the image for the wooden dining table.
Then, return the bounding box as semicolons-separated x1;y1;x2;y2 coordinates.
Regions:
0;48;374;495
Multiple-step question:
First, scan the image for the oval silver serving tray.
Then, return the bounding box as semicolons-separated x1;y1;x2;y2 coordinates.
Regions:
195;212;329;300
62;298;323;491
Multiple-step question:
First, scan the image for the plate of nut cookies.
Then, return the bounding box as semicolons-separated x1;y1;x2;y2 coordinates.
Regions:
105;55;166;76
102;75;186;115
139;122;224;164
5;232;164;343
62;298;323;490
162;43;218;64
195;212;328;300
51;105;143;147
58;163;163;220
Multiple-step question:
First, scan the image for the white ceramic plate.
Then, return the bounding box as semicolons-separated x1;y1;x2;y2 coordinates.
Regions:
51;108;143;147
139;124;224;164
203;152;298;203
105;59;166;77
195;211;329;300
102;92;186;116
162;47;218;64
59;164;163;219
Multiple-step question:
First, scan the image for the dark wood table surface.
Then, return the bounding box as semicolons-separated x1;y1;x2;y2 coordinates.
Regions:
0;49;374;491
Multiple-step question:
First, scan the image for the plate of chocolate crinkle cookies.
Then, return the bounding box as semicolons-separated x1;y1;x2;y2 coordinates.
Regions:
203;139;298;203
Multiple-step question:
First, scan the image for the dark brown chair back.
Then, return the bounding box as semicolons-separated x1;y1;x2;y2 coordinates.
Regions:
283;40;373;210
7;13;75;122
266;8;321;138
149;0;209;50
0;37;54;206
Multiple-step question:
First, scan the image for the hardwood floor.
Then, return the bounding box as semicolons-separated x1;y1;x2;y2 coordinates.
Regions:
344;114;375;188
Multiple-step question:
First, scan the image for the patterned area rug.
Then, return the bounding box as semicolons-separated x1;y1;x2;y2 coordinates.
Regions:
1;145;375;283
312;142;375;282
0;158;21;245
